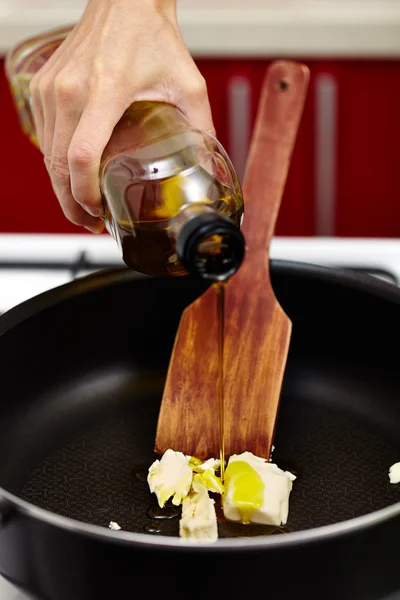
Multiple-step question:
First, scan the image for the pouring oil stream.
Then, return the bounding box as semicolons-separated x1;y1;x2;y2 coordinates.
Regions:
216;281;226;482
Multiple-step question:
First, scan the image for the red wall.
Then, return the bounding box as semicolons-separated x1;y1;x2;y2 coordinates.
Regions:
1;57;400;237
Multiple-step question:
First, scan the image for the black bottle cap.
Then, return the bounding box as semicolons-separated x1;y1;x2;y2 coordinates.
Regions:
176;212;245;281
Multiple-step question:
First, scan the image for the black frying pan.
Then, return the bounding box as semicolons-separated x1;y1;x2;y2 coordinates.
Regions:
0;260;399;600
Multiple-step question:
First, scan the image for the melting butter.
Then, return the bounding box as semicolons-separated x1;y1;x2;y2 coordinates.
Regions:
223;452;296;526
223;460;264;524
147;449;297;540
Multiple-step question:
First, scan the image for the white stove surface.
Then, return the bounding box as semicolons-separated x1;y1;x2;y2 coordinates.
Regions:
1;233;400;600
2;578;24;600
2;234;400;314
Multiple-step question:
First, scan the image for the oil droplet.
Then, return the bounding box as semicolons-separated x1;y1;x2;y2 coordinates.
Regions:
144;522;162;534
148;504;180;520
131;465;149;483
135;471;148;483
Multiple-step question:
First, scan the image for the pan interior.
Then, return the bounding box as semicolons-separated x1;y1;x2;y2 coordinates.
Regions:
0;266;399;538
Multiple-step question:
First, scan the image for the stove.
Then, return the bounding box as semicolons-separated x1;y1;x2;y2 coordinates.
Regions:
1;233;400;600
2;234;400;315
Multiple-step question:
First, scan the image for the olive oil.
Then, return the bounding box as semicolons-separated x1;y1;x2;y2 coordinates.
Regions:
110;180;243;278
223;461;265;523
144;523;162;534
216;281;226;481
148;505;181;520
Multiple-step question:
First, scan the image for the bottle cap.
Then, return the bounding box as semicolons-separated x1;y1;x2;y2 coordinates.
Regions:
176;213;245;281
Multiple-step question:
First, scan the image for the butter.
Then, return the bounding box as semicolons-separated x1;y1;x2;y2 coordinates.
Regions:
223;451;296;526
195;457;221;472
389;462;400;484
147;448;297;541
223;459;264;523
179;481;218;543
148;449;193;507
193;469;224;494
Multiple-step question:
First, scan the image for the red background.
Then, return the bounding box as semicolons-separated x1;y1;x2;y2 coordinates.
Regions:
1;57;400;237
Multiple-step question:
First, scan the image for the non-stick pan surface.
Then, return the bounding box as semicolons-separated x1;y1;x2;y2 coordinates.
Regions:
0;261;399;600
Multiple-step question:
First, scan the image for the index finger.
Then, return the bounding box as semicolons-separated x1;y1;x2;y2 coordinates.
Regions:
68;99;125;216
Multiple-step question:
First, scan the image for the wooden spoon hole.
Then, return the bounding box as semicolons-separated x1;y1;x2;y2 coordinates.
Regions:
277;79;289;91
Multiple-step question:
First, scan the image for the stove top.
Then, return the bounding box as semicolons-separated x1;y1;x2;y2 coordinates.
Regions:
2;234;400;314
1;234;400;600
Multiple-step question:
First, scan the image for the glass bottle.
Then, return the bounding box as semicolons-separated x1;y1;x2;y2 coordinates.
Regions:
5;27;245;281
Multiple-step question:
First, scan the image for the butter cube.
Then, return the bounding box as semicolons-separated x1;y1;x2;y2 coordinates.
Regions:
148;449;193;507
179;481;218;543
223;451;296;526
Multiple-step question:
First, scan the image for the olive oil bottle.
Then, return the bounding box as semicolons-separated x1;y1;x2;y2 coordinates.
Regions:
6;27;245;281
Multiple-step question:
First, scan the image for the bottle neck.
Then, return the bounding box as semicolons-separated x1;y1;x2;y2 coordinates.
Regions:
171;205;245;281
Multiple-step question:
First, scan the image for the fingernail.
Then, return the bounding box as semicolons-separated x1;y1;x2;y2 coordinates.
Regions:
84;223;104;235
86;207;103;218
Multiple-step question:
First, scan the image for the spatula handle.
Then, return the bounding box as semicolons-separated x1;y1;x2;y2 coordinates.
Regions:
241;61;310;254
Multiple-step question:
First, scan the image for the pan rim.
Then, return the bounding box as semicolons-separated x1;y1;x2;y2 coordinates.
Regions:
0;485;399;551
0;259;399;551
2;258;400;336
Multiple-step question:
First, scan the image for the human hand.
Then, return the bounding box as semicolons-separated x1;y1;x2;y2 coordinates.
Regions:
29;0;215;233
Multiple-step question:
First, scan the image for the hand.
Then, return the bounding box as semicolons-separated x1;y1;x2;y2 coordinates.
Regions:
29;0;215;233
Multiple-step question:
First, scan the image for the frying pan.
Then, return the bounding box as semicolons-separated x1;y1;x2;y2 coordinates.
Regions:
0;260;399;600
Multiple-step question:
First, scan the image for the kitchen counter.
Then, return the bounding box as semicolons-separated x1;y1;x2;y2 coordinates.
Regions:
1;0;400;57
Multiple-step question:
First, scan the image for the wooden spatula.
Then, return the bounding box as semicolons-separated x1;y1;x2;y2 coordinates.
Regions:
155;61;310;461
